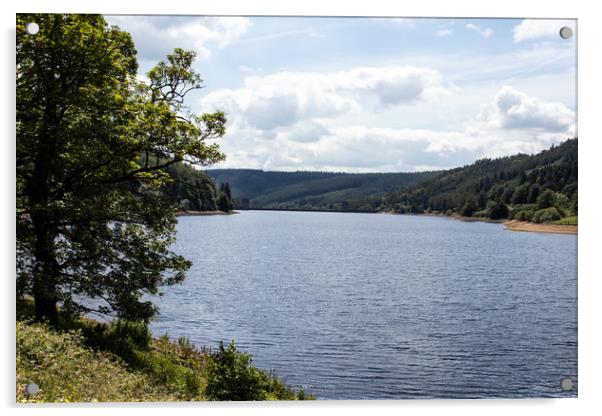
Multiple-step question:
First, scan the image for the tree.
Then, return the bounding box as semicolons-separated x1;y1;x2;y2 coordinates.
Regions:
217;182;234;212
16;15;226;323
461;198;478;217
487;200;509;220
536;189;555;210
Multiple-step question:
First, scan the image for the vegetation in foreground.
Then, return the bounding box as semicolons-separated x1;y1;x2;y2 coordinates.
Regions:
16;300;311;402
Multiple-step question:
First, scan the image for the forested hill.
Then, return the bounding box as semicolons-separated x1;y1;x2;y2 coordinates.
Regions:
380;138;577;223
206;169;439;211
206;139;576;222
159;162;234;212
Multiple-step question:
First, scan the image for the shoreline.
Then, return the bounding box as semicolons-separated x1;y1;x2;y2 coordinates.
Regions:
502;220;577;235
176;210;238;216
197;208;577;235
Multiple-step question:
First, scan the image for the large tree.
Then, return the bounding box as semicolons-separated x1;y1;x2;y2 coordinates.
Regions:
16;14;226;323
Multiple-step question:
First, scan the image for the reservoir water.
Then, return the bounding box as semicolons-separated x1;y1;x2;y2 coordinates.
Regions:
150;210;577;399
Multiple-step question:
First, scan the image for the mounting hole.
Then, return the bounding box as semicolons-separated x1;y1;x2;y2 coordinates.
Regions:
559;26;573;39
560;377;573;391
25;22;39;35
25;382;40;396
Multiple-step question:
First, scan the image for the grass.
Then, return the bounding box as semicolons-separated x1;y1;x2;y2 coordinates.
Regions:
16;298;312;402
553;215;578;225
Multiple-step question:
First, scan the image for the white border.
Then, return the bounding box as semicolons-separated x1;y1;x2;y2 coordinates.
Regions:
2;1;601;416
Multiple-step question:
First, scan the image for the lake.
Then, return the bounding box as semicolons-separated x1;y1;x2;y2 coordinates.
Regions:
150;210;577;399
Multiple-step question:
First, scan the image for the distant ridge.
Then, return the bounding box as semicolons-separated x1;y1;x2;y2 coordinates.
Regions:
206;139;577;223
206;169;438;211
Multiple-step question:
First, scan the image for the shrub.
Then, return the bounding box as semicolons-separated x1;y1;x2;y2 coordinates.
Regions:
487;200;509;220
532;207;562;223
461;199;478;217
109;319;152;350
536;189;556;209
514;209;534;222
205;341;268;401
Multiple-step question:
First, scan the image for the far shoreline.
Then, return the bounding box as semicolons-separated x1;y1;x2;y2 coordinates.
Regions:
176;210;238;216
502;219;577;235
231;208;577;235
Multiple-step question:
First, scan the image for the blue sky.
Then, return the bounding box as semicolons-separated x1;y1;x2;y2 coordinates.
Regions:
106;16;576;172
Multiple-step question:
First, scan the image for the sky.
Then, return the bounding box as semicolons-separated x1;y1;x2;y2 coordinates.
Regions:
105;16;577;172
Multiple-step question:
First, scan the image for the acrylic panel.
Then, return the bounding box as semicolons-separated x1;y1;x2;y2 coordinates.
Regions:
16;14;577;402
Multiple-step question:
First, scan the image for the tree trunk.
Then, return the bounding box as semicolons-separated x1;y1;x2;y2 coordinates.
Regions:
31;213;59;326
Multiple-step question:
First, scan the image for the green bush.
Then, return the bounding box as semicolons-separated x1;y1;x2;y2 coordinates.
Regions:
109;319;152;350
514;209;534;221
532;207;562;223
536;189;556;209
205;341;268;400
486;200;509;220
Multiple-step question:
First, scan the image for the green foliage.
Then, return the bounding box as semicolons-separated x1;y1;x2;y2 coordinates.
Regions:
205;341;307;401
485;200;509;220
510;203;537;222
160;161;220;211
109;319;152;350
536;189;556;209
206;341;268;400
379;139;577;221
16;321;175;402
532;207;562;224
461;198;478;217
554;215;578;225
216;182;235;212
208;169;438;211
16;14;227;323
16;301;311;402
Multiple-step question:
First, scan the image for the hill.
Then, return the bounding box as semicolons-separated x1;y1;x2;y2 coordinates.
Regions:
206;169;439;211
380;138;577;223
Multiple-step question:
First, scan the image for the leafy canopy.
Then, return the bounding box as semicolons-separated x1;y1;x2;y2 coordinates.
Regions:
16;14;226;322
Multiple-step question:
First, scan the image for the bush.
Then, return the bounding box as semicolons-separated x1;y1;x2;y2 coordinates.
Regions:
532;207;562;223
109;319;152;350
514;209;534;222
510;203;537;221
487;200;509;220
536;189;556;209
205;341;268;401
461;199;478;217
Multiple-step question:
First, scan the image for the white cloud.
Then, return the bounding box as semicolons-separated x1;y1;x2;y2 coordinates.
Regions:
513;19;576;43
203;83;574;172
200;65;451;131
480;86;575;132
437;29;453;37
106;16;251;60
466;23;493;38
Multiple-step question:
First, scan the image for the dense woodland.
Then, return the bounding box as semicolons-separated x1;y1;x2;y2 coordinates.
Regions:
160;162;234;212
380;138;577;223
207;169;438;211
205;139;577;223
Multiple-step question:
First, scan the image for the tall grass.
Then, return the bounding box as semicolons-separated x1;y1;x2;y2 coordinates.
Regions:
16;299;313;402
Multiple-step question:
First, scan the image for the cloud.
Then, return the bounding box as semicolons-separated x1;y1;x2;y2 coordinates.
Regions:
466;23;493;38
200;65;451;131
481;86;575;132
106;16;251;60
203;84;574;172
437;29;453;37
513;19;576;43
